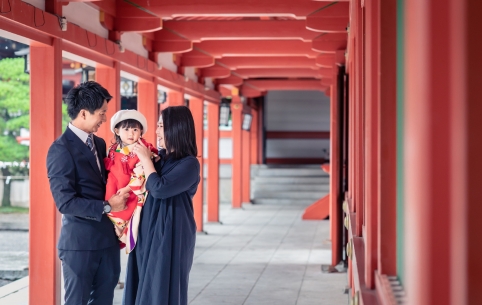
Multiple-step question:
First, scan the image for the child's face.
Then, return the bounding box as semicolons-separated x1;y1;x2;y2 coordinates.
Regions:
115;126;142;146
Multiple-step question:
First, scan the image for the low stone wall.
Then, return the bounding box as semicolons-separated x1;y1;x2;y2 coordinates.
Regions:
0;177;29;208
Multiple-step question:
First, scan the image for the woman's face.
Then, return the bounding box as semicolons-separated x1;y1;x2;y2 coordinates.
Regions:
156;117;165;149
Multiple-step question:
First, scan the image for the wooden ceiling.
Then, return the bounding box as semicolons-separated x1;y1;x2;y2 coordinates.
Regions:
89;0;349;96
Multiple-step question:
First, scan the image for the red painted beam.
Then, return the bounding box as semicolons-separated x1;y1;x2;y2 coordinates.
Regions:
0;0;221;103
217;56;317;69
145;30;193;53
100;10;162;33
195;40;322;58
116;1;344;18
316;54;336;67
320;78;333;87
202;64;231;78
306;2;350;32
216;75;244;86
164;20;321;41
241;85;264;98
312;33;348;52
234;68;324;78
181;50;215;68
245;79;327;91
115;17;163;32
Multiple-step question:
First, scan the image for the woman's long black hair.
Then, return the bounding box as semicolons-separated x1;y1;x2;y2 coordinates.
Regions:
161;106;197;159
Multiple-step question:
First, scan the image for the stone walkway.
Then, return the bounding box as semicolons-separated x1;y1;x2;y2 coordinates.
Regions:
0;201;348;305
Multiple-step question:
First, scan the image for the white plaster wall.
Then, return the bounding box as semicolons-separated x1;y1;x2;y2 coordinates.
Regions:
158;53;177;73
266;90;330;131
184;67;198;83
10;179;29;208
203;138;233;159
21;0;44;10
266;139;330;158
63;3;108;39
265;90;330;160
121;32;148;58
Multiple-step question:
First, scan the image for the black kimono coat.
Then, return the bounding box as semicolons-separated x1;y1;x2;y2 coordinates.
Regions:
123;153;200;305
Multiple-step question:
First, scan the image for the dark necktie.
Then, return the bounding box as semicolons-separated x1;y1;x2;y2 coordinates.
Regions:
86;134;95;154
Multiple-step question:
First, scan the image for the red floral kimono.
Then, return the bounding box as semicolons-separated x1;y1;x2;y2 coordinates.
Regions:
104;138;158;253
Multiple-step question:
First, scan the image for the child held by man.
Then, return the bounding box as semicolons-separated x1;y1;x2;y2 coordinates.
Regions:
104;110;158;253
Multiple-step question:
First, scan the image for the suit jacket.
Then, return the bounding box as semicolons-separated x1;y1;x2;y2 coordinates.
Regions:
47;127;118;250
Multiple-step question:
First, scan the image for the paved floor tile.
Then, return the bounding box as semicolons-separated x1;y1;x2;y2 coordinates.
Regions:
1;200;348;305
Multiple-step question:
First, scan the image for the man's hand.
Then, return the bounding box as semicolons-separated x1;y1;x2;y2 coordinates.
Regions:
108;193;129;212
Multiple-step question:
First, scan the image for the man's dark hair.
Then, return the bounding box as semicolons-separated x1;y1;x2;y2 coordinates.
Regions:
161;106;198;160
64;81;112;119
113;119;143;145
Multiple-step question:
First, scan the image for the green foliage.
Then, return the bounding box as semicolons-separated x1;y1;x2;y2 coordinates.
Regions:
0;206;29;214
0;135;29;162
0;57;30;161
62;102;70;131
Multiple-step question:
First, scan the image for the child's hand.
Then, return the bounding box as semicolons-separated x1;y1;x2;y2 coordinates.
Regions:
116;186;131;197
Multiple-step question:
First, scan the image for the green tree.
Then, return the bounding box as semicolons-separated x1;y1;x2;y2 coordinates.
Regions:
0;57;29;162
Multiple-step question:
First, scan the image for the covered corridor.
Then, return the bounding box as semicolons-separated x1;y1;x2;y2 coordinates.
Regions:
1;191;348;305
0;0;480;304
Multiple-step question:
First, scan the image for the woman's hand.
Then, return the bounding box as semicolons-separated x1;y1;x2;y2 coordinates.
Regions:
133;140;157;180
133;140;152;162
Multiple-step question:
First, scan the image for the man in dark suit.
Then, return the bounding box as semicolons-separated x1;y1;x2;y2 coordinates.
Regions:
47;81;128;305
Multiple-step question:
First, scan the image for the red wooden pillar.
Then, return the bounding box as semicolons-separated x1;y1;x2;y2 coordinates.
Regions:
354;0;365;237
207;102;220;222
364;0;379;289
29;39;63;305
348;58;355;212
377;0;397;277
250;109;259;165
330;58;341;266
450;1;482;304
138;80;158;145
190;97;204;232
231;96;243;208
242;118;251;204
404;0;453;304
257;103;264;164
168;90;185;107
95;63;120;142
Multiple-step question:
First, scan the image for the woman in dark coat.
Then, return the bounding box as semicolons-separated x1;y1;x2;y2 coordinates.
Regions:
123;106;200;305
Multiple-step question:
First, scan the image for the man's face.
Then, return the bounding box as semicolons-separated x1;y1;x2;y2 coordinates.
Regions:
82;100;108;134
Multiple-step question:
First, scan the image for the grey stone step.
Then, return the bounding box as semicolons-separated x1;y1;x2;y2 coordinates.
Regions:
252;184;329;192
252;191;326;200
252;198;316;205
256;168;327;177
253;176;330;185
